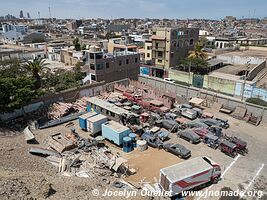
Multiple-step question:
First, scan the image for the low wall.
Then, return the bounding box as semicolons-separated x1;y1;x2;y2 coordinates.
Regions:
0;79;129;121
138;75;267;123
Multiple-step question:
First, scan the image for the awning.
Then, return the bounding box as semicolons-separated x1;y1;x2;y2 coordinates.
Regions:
189;97;204;105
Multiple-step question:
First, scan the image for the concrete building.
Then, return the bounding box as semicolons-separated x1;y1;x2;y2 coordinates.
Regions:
108;36;138;53
143;27;199;78
1;24;28;44
86;46;140;83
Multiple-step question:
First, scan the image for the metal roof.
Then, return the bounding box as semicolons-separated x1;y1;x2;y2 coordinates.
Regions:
87;97;138;117
103;121;129;133
87;114;107;123
160;157;213;183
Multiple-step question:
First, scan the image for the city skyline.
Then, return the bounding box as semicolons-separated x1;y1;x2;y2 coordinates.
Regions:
0;0;266;19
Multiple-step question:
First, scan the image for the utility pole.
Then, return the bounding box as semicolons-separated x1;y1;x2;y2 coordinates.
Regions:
241;59;251;101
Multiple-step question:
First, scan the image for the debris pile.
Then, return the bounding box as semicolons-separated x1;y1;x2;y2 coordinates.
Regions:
29;128;134;180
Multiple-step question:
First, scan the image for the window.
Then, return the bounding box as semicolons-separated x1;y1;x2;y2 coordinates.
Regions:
96;63;103;70
147;53;150;57
156;42;159;48
90;64;95;70
158;59;162;63
91;74;96;81
95;53;103;59
190;39;194;45
119;60;122;66
106;62;109;68
89;53;94;59
135;58;138;63
147;46;151;50
126;59;129;64
158;51;163;58
171;52;174;58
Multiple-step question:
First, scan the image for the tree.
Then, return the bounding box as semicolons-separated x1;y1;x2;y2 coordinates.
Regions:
24;57;49;89
73;37;81;51
199;36;208;47
188;42;208;60
0;76;41;112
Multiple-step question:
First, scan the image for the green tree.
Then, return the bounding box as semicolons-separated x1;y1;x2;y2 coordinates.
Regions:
188;42;208;60
73;37;81;51
24;57;49;89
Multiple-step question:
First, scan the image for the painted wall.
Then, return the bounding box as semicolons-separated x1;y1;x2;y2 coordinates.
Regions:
203;75;236;95
169;70;193;84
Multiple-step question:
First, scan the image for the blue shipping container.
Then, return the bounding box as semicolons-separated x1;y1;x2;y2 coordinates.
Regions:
78;111;98;130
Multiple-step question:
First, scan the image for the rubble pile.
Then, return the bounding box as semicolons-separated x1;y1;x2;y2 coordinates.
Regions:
29;128;134;180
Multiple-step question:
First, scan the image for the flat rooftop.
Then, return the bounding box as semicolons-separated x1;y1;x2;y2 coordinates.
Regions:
103;121;129;133
213;64;256;75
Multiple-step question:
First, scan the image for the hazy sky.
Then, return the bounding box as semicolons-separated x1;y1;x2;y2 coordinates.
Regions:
0;0;266;19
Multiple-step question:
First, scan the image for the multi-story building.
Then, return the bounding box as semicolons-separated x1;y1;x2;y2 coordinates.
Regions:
143;27;199;78
1;24;28;44
108;36;138;53
86;46;140;83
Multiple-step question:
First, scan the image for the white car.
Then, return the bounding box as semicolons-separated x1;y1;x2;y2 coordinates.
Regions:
163;78;175;83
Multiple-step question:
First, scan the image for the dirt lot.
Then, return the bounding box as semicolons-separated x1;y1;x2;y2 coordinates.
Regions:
0;107;267;200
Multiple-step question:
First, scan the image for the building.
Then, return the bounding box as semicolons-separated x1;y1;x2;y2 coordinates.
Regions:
1;24;28;44
143;27;199;78
108;36;138;53
86;46;140;83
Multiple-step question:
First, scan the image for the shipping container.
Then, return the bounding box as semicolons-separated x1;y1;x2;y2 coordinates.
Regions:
87;114;108;135
78;111;98;130
101;121;130;146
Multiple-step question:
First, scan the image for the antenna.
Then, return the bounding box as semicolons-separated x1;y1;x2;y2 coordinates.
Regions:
38;11;40;19
48;6;51;19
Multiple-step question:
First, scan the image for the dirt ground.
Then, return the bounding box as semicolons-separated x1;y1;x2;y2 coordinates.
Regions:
0;106;267;200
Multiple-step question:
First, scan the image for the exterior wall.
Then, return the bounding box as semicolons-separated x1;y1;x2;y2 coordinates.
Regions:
216;55;266;65
151;28;199;69
169;69;192;84
248;60;266;81
88;52;140;83
203;75;236;95
138;75;267;122
144;41;152;62
60;50;80;66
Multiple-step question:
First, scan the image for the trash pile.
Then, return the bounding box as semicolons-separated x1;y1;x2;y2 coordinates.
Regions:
28;128;135;179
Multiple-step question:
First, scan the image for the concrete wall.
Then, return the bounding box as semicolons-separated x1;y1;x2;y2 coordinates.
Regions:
0;79;129;121
138;75;267;123
203;75;236;95
169;69;193;84
216;54;266;65
248;60;266;81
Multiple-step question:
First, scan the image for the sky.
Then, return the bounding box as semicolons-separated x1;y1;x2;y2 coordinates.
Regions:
0;0;266;19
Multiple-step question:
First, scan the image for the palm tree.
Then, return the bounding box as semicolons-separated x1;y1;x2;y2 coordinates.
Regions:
25;57;49;89
188;42;208;60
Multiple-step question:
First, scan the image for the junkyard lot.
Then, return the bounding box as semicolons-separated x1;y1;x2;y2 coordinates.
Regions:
0;107;266;200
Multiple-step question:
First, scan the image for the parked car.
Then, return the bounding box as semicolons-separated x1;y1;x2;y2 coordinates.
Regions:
215;118;230;129
219;140;238;158
141;132;163;149
163;78;175;84
161;119;179;132
187;120;209;129
200;118;229;129
177;129;201;144
224;135;248;155
192;128;211;139
203;134;220;149
163;143;191;159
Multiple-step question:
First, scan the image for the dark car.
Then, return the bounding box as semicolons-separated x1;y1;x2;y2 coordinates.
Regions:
187;120;209;129
177;129;201;144
141;132;163;149
215;118;230;129
192;128;211;138
200;118;229;129
161;120;179;132
163;143;191;159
